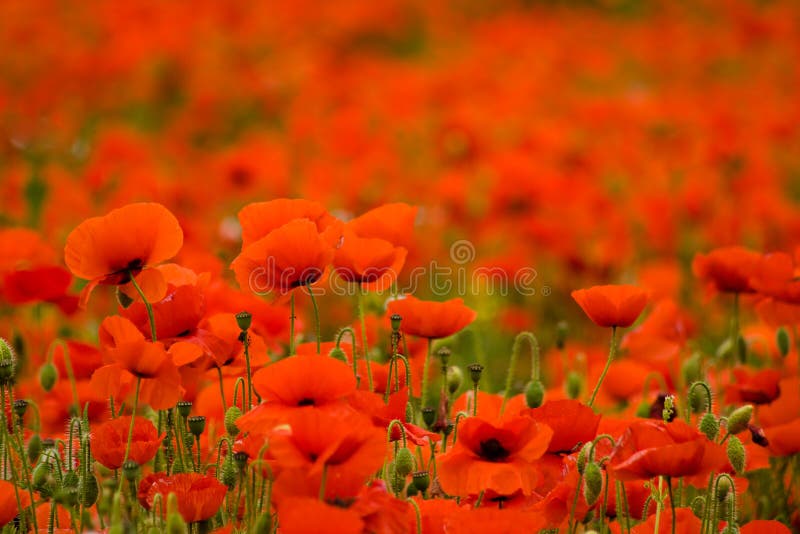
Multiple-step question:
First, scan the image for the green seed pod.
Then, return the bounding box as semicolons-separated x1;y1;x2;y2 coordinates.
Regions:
187;415;206;436
122;460;139;482
583;462;603;506
81;473;100;507
390;314;402;332
727;436;746;474
437;347;451;367
224;406;242;436
176;401;192;419
395;447;415;477
447;366;464;395
253;513;272;534
412;471;430;493
524;380;545;408
776;327;790;357
467;363;484;385
421;408;436;429
329;347;348;363
233;451;249;471
690;496;705;519
566;372;582;400
235;311;252;331
39;362;58;392
699;413;720;441
726;405;753;435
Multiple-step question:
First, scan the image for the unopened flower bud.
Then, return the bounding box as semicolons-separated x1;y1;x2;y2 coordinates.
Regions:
405;401;414;423
412;471;430;493
329;347;348;363
691;496;705;518
447;366;463;394
62;470;79;489
699;413;720;441
727;436;746;474
395;447;415;477
566;371;582;399
0;360;15;384
437;347;451;367
716;477;731;501
468;363;484;385
176;401;192;418
583;462;603;506
388;462;405;494
524;380;545;408
682;352;702;385
776;327;790;357
224;406;242;436
577;442;591;475
390;314;402;332
726;405;753;435
187;415;206;437
81;473;100;507
235;311;252;331
688;383;709;414
221;458;238;489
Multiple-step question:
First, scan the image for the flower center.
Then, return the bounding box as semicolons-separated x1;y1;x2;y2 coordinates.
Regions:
297;398;315;406
479;438;510;462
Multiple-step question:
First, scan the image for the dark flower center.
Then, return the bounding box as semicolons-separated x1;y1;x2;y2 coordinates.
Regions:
297;398;315;406
479;438;510;462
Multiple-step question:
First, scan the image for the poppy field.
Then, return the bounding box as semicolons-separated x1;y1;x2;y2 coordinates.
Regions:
2;0;800;533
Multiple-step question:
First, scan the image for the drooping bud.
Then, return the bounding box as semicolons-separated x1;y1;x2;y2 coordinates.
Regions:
235;311;252;331
187;415;206;437
565;371;582;399
387;462;405;494
524;380;545;408
224;406;242;436
176;401;192;418
81;473;100;507
727;436;746;474
555;321;568;350
583;462;603;506
221;457;238;489
576;442;591;475
776;327;790;357
412;471;430;493
726;405;753;435
329;346;347;363
716;477;731;501
467;363;484;385
699;413;720;441
691;496;705;519
39;362;58;392
395;447;415;477
390;314;402;332
447;366;463;394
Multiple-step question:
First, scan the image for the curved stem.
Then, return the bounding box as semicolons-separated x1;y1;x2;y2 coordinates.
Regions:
129;271;157;341
588;327;617;408
421;339;432;408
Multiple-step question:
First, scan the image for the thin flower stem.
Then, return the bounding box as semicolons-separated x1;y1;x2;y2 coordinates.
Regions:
242;334;254;409
421;338;432;409
356;286;374;391
730;292;741;363
588;326;617;408
307;286;321;354
128;270;157;341
289;293;295;356
51;340;80;415
653;476;664;534
666;476;676;534
319;464;328;500
122;377;142;465
217;366;227;411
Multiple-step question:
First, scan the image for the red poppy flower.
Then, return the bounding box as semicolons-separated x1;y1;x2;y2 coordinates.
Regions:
571;285;647;328
237;198;339;248
386;296;476;339
347;203;418;248
92;416;162;470
333;229;407;291
231;219;335;295
442;505;547;534
526;399;600;454
278;497;363;534
739;520;793;534
0;480;31;526
236;354;357;433
609;419;727;480
692;246;760;294
764;419;800;456
138;473;227;522
64;203;183;306
750;252;800;304
726;367;781;405
437;415;553;497
2;266;76;312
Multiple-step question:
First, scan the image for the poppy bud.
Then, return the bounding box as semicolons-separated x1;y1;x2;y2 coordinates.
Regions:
421;408;436;429
577;442;591;475
699;413;720;441
447;366;463;394
176;401;192;418
748;424;769;447
62;470;79;489
81;473;100;507
524;380;545;408
329;347;348;363
122;460;139;482
253;513;272;534
726;405;753;435
395;447;415;477
405;401;414;423
221;458;238;489
437;347;451;367
32;461;53;490
224;406;242;436
390;314;402;332
388;462;405;494
187;415;206;437
583;462;603;506
688;383;709;414
116;287;134;309
0;360;15;384
776;327;790;357
691;496;705;519
236;311;252;331
412;471;430;493
13;398;28;419
556;321;568;350
234;451;249;471
727;436;746;474
55;486;79;507
716;477;731;501
566;371;582;399
27;434;42;463
682;352;702;386
468;363;484;385
0;338;13;362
